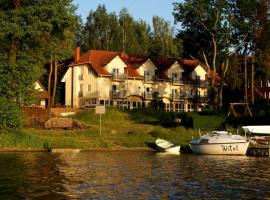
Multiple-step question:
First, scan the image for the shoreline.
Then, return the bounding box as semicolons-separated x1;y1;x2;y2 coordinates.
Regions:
0;147;157;153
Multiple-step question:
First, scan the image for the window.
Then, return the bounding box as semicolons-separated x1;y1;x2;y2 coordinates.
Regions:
182;72;188;80
88;67;92;75
78;84;83;97
79;68;84;80
80;84;83;92
113;68;119;74
112;85;117;91
88;84;91;92
144;71;150;76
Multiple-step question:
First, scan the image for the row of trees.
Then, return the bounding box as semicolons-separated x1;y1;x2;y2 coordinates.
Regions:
1;1;270;129
80;5;181;58
173;0;270;109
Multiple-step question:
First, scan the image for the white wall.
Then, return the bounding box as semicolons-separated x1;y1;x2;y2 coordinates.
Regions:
192;65;206;80
167;62;183;79
105;56;127;74
137;59;157;76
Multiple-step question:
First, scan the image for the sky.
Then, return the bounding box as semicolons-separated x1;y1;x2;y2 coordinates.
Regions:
73;0;181;29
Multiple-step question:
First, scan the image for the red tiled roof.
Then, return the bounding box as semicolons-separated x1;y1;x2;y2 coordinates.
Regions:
70;49;210;79
150;56;176;71
36;81;51;99
206;70;221;84
121;52;148;69
125;66;142;79
179;59;199;72
38;91;51;99
159;71;169;80
74;50;119;76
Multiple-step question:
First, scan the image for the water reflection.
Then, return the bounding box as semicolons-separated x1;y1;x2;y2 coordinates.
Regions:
0;152;269;199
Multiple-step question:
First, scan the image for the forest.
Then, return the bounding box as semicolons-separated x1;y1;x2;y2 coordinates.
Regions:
0;0;270;129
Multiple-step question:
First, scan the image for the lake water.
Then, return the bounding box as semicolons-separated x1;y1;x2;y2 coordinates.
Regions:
0;151;269;199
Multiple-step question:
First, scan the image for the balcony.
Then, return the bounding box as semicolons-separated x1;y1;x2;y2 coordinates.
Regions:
171;77;183;85
112;90;126;99
78;91;83;97
194;80;207;87
180;93;194;99
111;73;126;81
171;94;181;101
144;75;157;83
144;92;153;99
195;96;209;102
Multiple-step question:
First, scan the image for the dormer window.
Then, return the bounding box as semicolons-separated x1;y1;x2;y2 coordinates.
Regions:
113;68;119;74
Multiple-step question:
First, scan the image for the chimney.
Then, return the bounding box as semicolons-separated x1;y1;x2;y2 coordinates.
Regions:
74;47;80;63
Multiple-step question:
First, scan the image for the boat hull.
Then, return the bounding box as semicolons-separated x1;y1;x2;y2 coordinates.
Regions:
190;142;250;155
155;138;181;154
164;146;181;154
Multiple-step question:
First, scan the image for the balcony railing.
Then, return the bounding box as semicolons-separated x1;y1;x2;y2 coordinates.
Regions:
171;94;181;101
144;92;153;99
194;80;207;87
144;75;158;83
112;90;126;98
112;73;126;81
195;96;209;102
180;93;194;99
171;77;183;85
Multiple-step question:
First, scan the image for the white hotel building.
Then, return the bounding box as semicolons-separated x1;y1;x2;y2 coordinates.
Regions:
61;48;211;112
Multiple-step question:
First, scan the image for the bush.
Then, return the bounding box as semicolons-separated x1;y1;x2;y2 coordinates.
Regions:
0;97;23;130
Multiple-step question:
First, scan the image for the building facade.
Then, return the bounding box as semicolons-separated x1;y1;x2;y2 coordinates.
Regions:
61;48;209;112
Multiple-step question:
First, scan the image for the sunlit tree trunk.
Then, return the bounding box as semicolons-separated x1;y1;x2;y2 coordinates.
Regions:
251;50;255;105
244;54;248;103
48;59;53;107
51;60;58;107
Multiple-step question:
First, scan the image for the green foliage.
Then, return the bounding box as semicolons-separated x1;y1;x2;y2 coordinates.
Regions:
150;16;181;57
0;0;78;128
186;112;226;130
81;4;182;57
0;98;23;130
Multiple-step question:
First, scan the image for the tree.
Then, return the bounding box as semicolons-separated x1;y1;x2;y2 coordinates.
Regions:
82;4;121;52
41;1;78;107
0;0;78;129
173;0;247;109
150;16;181;58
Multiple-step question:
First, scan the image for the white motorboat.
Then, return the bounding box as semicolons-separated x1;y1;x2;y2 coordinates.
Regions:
242;126;270;146
189;131;249;155
155;138;181;154
242;126;270;135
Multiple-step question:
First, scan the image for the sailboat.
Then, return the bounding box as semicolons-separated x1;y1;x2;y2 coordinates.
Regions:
189;131;249;155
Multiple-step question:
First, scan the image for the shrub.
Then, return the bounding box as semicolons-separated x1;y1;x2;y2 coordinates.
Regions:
0;97;23;130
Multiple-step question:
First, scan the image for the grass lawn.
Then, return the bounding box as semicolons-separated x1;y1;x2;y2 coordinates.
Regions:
0;108;227;150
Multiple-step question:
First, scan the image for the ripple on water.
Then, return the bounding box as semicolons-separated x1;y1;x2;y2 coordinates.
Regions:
0;152;269;199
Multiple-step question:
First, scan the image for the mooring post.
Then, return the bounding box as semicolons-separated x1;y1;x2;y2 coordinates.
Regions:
268;139;270;157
